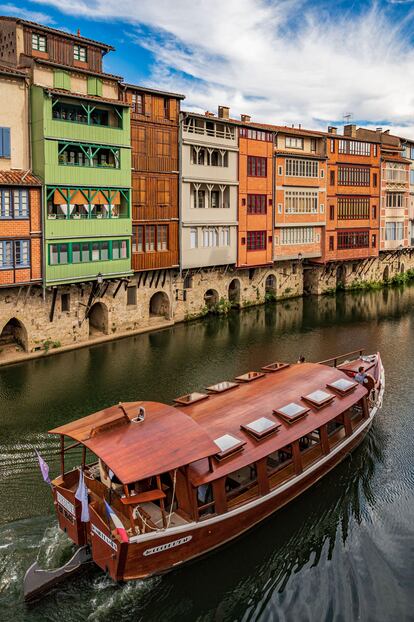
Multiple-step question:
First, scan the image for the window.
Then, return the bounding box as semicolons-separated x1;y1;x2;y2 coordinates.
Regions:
385;222;404;241
52;99;121;128
136;127;146;155
373;173;377;187
156;130;170;157
247;194;266;214
194;189;205;209
157;179;170;206
239;128;273;141
49;243;68;265
410;170;414;185
247;231;266;250
338;166;370;186
145;225;155;251
411;147;414;160
338;140;371;156
211;190;220;208
61;293;70;312
112;240;128;259
49;240;128;265
184;275;193;289
330;205;335;220
280;227;314;245
190;228;198;249
372;234;377;248
285;136;304;149
127;286;137;306
330;170;335;185
31;33;47;52
132;92;144;114
136;177;146;205
0;190;11;218
247;156;267;177
384;164;408;183
310;139;316;152
72;243;81;263
329;236;334;251
330;139;335;153
14;240;30;267
372;205;377;219
163;97;169;119
73;45;87;62
202;228;220;247
285;190;318;214
157;225;168;251
132;226;143;252
337;231;370;249
81;242;90;262
285;158;318;177
87;77;102;97
0;240;13;268
220;227;230;246
386;193;405;208
58;142;120;169
0;127;11;158
337;197;370;219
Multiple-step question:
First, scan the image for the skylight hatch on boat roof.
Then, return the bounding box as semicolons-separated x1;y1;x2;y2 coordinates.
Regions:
261;362;290;373
302;389;335;409
327;378;357;395
273;402;310;424
214;433;246;461
173;392;209;406
241;416;281;440
235;371;265;383
206;381;239;394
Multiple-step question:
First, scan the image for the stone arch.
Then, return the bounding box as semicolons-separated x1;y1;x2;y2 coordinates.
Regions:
265;273;277;295
228;278;241;305
383;265;390;281
204;289;219;310
88;302;109;336
149;291;170;318
0;317;28;352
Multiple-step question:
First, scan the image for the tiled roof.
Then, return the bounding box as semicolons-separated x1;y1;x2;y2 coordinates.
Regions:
123;82;185;100
382;154;411;164
0;62;27;78
0;16;114;51
0;170;42;186
47;87;130;107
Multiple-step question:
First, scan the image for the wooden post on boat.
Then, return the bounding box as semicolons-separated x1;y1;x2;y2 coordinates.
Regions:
156;475;167;528
320;425;330;455
344;411;353;437
60;435;64;476
362;396;370;419
123;485;138;534
292;441;303;475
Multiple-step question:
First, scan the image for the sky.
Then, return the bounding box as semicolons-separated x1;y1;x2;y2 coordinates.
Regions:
2;0;414;137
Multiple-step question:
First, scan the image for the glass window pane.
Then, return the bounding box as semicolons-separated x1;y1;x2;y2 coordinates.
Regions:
72;243;80;263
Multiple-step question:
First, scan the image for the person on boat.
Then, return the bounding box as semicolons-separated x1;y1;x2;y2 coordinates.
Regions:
297;355;306;364
355;366;368;384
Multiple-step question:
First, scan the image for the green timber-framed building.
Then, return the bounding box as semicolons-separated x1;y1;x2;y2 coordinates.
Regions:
0;15;132;287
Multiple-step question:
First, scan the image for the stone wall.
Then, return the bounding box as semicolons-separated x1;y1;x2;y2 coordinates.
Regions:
0;251;412;362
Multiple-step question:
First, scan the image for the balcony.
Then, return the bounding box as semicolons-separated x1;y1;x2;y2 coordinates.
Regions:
183;118;238;148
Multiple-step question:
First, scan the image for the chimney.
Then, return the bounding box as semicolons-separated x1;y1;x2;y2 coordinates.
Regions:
218;106;230;119
77;28;81;36
205;111;215;117
328;126;337;135
241;114;251;123
376;127;383;133
344;124;357;138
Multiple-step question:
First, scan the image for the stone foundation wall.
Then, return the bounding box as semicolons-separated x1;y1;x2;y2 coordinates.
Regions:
0;251;412;361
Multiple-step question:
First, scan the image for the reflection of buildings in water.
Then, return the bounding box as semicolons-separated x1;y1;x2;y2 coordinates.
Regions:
303;294;337;326
274;298;304;333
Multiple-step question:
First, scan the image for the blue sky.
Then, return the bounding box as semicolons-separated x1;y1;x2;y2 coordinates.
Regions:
2;0;414;136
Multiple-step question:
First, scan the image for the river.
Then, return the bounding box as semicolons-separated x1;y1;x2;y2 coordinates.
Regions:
0;284;413;621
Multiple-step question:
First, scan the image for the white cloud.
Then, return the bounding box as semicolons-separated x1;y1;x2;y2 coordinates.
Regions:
30;0;414;137
0;2;55;24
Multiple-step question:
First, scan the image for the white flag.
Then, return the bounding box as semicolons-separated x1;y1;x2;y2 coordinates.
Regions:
75;469;90;522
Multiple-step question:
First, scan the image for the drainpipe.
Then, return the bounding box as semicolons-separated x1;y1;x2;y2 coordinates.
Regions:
272;131;278;268
178;112;184;279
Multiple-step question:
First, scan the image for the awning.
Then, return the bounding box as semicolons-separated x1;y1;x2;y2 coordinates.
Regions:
53;189;68;204
90;190;107;205
69;190;88;204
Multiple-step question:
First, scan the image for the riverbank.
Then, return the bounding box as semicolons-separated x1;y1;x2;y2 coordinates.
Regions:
0;249;413;367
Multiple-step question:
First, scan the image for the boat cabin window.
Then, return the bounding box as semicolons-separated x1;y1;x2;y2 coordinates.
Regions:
267;444;295;490
197;483;215;518
225;463;258;508
349;402;364;430
327;415;346;448
298;429;323;469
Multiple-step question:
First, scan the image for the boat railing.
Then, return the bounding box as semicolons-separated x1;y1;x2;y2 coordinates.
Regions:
317;349;365;368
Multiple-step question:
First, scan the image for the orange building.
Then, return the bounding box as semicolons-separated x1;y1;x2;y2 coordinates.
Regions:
274;127;327;261
238;121;274;268
320;125;381;263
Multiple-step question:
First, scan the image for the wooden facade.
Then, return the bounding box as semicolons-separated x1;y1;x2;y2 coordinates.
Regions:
123;85;184;272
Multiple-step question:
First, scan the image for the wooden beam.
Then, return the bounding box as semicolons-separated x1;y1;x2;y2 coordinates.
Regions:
292;440;303;475
112;279;123;299
60;435;65;476
49;287;58;322
320;425;330;455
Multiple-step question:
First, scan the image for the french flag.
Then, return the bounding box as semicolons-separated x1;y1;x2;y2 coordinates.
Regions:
104;500;129;543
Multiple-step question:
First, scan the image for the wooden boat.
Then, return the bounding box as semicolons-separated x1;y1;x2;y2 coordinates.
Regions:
30;350;384;589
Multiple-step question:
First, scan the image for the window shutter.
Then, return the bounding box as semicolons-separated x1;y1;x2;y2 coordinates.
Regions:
0;128;11;158
87;77;102;96
53;70;71;90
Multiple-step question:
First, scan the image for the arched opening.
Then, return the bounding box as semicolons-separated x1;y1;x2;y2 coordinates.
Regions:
265;274;277;298
0;318;28;353
336;264;346;289
383;265;390;282
204;289;219;310
88;302;109;336
400;263;405;274
149;291;170;319
228;279;240;306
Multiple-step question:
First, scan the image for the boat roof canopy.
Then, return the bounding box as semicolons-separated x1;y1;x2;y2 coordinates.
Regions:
49;401;218;484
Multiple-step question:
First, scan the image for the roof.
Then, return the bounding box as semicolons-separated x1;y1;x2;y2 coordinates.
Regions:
50;363;367;486
382;154;411;164
32;58;122;81
123;83;185;100
0;16;114;51
49;401;219;484
0;170;42;186
184;362;367;486
0;62;27;78
46;87;130;107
